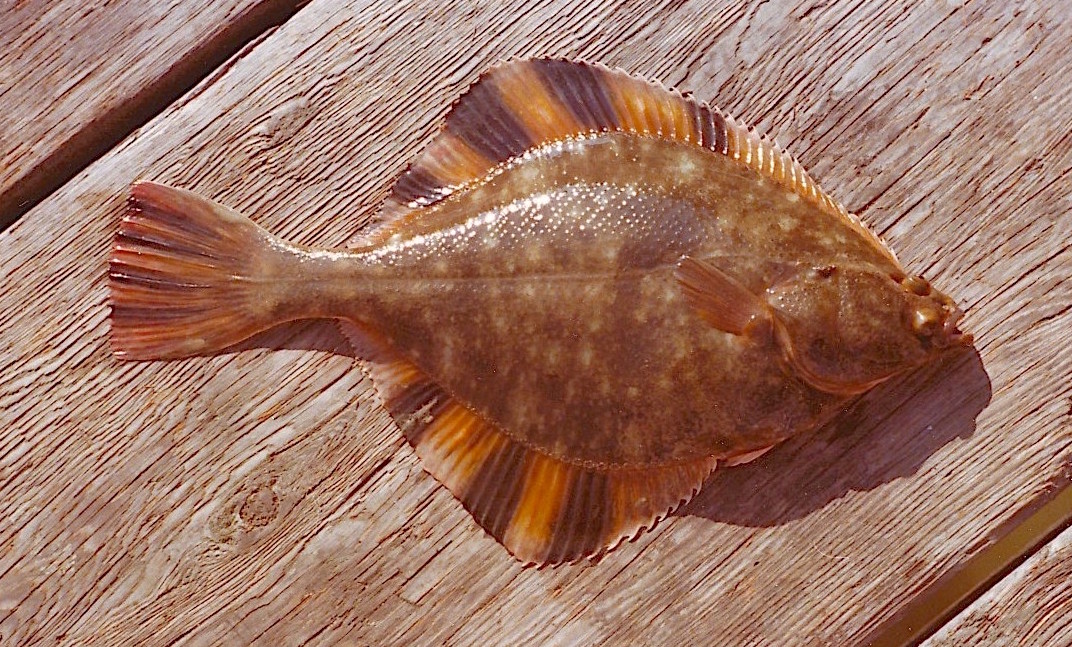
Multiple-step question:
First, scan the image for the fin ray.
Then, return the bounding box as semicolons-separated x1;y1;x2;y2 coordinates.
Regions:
675;256;771;335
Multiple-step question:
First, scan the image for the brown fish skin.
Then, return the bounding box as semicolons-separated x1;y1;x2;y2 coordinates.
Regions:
111;143;966;465
108;59;972;564
298;134;967;465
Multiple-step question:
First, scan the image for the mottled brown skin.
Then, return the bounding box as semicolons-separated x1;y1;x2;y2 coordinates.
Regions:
274;132;966;467
110;58;973;563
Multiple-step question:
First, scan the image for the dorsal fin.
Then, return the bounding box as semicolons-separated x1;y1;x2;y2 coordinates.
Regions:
359;58;890;259
339;321;716;565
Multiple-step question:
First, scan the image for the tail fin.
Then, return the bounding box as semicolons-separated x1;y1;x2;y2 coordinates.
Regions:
109;182;291;360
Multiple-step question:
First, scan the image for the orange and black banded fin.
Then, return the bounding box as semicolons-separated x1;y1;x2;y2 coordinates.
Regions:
675;256;771;336
370;58;889;257
109;182;286;360
339;322;717;565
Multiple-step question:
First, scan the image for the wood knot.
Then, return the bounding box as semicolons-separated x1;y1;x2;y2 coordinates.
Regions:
239;483;279;527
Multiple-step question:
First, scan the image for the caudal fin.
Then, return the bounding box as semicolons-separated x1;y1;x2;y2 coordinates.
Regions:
109;182;290;360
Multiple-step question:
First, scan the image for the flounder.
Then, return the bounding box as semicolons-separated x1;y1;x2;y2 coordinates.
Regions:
109;59;971;565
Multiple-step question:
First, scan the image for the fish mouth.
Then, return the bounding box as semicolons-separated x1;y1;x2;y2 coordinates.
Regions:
942;305;973;347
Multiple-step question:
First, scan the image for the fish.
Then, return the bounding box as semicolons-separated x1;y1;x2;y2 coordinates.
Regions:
108;58;972;565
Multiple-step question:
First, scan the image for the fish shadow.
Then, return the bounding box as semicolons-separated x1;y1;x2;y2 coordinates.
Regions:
679;346;991;527
226;320;354;355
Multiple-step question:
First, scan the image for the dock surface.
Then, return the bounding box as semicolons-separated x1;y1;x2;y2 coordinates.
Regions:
1;1;1069;645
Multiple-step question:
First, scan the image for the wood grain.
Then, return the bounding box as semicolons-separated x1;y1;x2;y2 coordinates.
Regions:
0;0;299;229
0;1;1069;645
924;523;1072;646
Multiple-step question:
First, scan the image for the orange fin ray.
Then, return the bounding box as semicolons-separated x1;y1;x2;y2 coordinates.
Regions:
109;182;288;360
339;322;717;565
723;445;775;467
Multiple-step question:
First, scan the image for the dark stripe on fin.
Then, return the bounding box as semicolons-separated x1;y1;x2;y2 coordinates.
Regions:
362;58;894;263
466;437;527;541
547;468;608;564
699;104;727;154
391;164;444;208
444;76;536;165
529;58;619;133
339;321;717;565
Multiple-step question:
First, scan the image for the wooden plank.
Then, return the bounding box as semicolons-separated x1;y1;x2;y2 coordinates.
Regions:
0;1;1069;645
924;522;1072;646
0;0;300;229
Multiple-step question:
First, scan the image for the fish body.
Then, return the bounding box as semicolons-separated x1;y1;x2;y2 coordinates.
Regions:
109;59;970;564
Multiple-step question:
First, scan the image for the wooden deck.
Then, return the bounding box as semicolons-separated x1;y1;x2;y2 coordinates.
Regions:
0;0;299;228
1;1;1069;645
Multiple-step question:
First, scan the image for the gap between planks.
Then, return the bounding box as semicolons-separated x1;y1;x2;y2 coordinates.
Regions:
871;483;1072;646
0;0;304;232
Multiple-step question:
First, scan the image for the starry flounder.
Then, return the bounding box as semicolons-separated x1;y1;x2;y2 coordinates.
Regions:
109;59;971;565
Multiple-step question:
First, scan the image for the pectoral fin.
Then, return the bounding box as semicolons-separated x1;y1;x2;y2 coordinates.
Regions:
675;256;772;337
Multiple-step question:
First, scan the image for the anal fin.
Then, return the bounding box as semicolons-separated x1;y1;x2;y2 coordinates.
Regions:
339;322;716;565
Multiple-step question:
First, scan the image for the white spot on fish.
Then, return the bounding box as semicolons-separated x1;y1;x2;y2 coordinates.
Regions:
678;156;696;175
546;342;561;366
579;344;594;368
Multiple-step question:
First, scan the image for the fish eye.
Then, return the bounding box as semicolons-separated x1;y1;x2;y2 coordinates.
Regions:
911;307;942;336
903;275;932;296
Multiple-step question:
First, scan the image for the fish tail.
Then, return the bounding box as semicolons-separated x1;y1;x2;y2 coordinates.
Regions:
109;182;296;360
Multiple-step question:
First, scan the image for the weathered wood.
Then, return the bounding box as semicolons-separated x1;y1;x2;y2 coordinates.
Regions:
0;1;1069;645
0;0;299;229
924;523;1072;646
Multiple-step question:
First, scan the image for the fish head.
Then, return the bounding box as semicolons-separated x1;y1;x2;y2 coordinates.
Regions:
766;264;972;395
